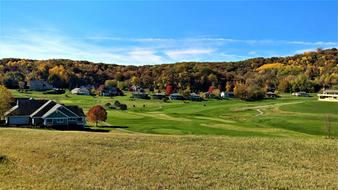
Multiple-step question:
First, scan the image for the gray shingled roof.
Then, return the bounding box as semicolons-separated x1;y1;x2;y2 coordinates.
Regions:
5;99;48;116
65;106;86;117
31;100;57;117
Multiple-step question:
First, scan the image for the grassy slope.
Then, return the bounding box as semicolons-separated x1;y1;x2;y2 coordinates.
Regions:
0;128;337;189
11;90;338;138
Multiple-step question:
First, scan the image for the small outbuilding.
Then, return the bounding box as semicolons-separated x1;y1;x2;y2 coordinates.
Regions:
169;93;186;100
71;87;90;95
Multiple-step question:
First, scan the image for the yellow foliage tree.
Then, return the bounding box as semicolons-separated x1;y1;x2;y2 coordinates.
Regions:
0;86;13;119
256;63;284;71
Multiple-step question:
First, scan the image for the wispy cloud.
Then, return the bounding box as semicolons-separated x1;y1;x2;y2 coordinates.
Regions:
86;36;338;46
165;49;214;60
1;29;337;65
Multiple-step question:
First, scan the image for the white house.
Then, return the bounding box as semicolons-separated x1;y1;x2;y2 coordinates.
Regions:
317;90;338;102
71;87;90;95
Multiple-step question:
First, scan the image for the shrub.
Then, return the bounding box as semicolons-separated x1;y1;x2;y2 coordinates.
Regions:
119;104;128;110
0;155;10;164
163;97;169;103
109;105;116;109
114;100;121;107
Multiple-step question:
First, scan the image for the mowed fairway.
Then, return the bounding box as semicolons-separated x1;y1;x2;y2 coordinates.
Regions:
10;90;338;137
0;129;337;189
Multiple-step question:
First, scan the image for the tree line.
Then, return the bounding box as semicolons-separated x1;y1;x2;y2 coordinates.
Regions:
0;48;337;100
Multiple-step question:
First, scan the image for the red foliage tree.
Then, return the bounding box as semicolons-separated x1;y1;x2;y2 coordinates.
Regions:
208;86;215;93
86;105;107;127
165;84;173;96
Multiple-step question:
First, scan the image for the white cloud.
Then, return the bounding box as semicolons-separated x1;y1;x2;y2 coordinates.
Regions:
1;29;337;65
0;32;168;65
166;49;213;57
86;36;338;46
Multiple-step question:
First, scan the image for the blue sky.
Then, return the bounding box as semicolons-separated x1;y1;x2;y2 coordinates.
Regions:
0;0;337;65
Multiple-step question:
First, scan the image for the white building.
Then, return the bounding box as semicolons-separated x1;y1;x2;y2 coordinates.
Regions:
317;90;338;102
292;92;309;97
71;87;90;95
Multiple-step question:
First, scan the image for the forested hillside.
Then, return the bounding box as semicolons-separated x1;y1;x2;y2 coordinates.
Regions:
0;48;337;93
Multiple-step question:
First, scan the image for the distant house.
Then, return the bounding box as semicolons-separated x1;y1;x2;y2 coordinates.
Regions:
28;80;53;91
4;99;86;127
131;92;150;100
169;93;186;100
292;92;309;97
130;85;144;93
71;87;90;95
317;90;338;102
220;91;234;99
189;93;203;101
266;92;278;98
151;93;167;100
99;86;123;96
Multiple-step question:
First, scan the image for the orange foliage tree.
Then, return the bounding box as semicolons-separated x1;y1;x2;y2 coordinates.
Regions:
86;105;107;127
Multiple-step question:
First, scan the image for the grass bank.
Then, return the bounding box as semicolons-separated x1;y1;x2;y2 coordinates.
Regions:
0;128;337;189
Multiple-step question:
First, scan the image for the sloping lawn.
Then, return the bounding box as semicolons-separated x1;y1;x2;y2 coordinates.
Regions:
0;128;337;189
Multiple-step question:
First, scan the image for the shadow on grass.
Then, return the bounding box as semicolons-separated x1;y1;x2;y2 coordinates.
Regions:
0;125;113;133
81;127;111;133
99;125;129;129
49;125;114;133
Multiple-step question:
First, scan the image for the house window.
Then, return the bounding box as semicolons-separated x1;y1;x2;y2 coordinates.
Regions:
46;119;52;123
69;118;76;121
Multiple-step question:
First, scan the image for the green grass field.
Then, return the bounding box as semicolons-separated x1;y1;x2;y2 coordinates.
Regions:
10;90;338;138
1;90;337;189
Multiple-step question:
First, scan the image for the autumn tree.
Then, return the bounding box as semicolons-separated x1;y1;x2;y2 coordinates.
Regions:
0;86;13;120
86;105;107;127
0;48;337;95
130;76;140;86
117;81;127;90
165;83;173;96
234;82;265;101
226;81;233;92
105;79;117;87
18;81;25;92
208;73;218;86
